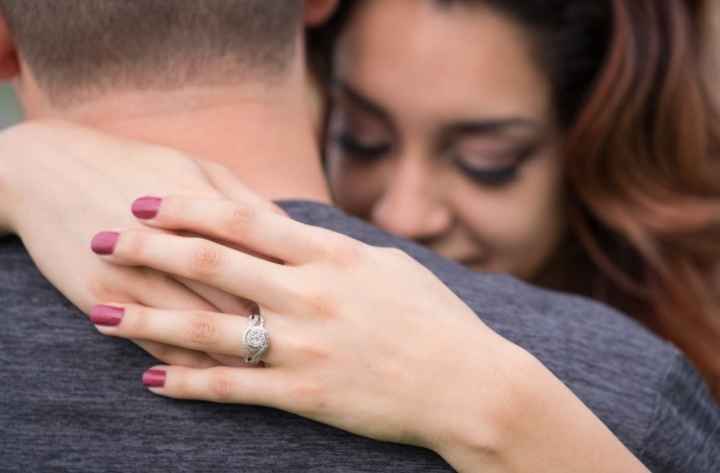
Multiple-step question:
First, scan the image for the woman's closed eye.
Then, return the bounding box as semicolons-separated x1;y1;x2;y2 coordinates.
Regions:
451;143;538;187
333;132;393;162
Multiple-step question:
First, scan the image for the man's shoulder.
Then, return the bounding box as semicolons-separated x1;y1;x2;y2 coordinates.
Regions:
0;234;456;472
0;235;65;304
279;200;718;459
278;201;677;367
0;235;32;271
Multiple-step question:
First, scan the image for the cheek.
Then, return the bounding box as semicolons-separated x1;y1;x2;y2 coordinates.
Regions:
326;152;391;216
451;159;566;276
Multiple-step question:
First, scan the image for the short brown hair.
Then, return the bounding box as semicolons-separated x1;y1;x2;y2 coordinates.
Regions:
0;0;303;102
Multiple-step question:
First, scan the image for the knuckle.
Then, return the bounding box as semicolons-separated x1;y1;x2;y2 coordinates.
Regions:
223;203;255;236
324;235;367;267
299;290;338;319
207;370;235;401
188;241;223;277
186;313;218;347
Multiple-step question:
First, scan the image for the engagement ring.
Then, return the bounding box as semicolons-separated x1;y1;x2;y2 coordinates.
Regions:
243;313;270;365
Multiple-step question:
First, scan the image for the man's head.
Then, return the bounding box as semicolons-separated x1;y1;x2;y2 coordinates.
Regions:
0;0;318;108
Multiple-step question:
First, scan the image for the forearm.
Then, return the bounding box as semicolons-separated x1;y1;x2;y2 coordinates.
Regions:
434;343;649;473
0;151;16;236
0;122;56;237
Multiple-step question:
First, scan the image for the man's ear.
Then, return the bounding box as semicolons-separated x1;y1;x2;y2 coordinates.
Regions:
304;0;340;26
0;15;19;81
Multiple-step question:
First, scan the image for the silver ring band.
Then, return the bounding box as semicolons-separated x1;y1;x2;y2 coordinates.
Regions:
243;313;270;365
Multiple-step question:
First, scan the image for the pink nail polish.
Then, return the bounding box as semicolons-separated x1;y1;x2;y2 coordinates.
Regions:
91;232;119;255
132;196;163;220
143;369;167;388
90;305;125;326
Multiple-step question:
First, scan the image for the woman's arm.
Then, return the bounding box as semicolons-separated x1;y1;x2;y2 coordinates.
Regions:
0;127;19;236
438;351;650;472
0;159;11;236
0;120;270;367
87;194;649;473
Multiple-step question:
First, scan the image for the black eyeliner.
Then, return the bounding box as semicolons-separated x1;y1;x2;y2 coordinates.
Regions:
333;133;391;161
453;144;538;187
456;160;519;186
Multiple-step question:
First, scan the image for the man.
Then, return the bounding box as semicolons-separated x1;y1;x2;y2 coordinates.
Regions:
0;1;716;472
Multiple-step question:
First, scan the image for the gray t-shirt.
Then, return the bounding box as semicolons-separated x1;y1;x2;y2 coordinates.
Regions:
1;201;717;472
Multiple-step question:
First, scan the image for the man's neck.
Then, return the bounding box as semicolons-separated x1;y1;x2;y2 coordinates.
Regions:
26;82;331;203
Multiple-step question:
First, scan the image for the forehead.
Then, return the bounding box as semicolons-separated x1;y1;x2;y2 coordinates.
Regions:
335;0;552;123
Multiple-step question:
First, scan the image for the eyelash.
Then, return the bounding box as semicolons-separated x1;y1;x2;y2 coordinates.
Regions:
453;160;518;186
453;146;535;187
335;132;536;187
333;134;391;161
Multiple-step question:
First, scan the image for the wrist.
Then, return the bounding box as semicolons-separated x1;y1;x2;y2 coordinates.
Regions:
429;339;538;472
434;340;649;473
0;122;56;236
0;153;16;235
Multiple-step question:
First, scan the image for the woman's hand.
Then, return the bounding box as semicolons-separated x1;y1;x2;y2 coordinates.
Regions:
89;194;650;473
0;120;278;367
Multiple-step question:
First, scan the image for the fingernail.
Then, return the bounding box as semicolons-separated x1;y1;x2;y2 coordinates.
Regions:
90;305;125;326
90;305;125;327
143;369;167;388
91;231;119;255
132;196;163;220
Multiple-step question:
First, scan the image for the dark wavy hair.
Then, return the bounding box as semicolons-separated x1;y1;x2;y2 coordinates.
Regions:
309;0;720;390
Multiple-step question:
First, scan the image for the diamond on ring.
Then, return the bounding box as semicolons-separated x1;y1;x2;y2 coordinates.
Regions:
243;313;270;365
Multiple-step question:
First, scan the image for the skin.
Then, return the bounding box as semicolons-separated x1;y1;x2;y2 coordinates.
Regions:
94;193;649;473
0;1;649;470
0;129;651;472
326;0;567;279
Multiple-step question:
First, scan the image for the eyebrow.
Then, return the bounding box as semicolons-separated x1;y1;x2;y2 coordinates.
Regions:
333;80;394;125
334;79;543;139
446;119;541;137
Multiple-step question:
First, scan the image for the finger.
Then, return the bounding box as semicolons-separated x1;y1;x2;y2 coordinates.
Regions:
91;229;296;312
129;268;256;324
133;340;219;369
158;276;259;367
130;195;357;266
195;161;286;217
130;270;238;367
175;277;258;316
142;365;288;408
138;274;260;367
86;268;219;369
90;304;286;365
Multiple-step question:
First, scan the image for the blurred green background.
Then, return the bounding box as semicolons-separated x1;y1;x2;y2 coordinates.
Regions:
0;84;22;128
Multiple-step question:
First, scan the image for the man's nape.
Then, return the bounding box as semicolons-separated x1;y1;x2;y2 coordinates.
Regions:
0;0;331;203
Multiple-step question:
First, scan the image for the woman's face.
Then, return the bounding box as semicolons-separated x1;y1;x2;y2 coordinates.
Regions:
326;0;567;279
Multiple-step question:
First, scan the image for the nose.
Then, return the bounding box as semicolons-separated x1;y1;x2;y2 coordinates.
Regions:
370;159;452;242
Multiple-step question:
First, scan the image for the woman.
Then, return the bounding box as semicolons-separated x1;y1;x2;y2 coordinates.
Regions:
2;0;718;384
0;0;716;470
308;0;720;392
